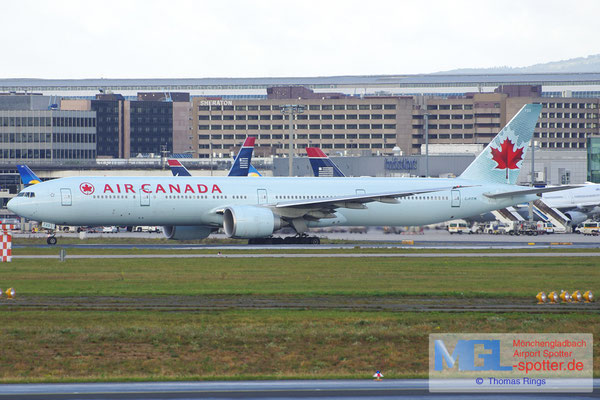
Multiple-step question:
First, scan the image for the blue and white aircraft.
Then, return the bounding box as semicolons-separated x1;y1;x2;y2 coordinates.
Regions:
168;137;261;177
8;104;575;244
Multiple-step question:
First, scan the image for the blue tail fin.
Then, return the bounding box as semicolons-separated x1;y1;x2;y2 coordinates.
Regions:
306;147;345;177
228;137;256;177
248;164;262;177
16;165;41;186
459;103;542;185
167;159;192;177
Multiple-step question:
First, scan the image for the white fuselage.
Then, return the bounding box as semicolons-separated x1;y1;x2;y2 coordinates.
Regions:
8;176;539;228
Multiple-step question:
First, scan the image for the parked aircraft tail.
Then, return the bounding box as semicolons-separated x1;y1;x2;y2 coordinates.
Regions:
167;159;192;177
459;103;542;185
16;165;41;186
306;147;345;177
228;136;256;176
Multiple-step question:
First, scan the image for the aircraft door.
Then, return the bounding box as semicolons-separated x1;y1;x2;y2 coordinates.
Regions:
140;187;150;206
60;188;72;206
257;189;267;204
451;190;460;207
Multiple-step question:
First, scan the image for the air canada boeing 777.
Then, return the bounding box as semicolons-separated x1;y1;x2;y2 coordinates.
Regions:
8;104;576;244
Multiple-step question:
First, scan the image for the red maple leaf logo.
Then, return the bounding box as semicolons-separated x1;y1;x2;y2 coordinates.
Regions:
490;138;524;170
80;182;94;195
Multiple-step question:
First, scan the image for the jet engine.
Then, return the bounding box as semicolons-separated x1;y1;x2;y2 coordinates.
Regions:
564;210;587;225
163;225;214;240
223;205;281;238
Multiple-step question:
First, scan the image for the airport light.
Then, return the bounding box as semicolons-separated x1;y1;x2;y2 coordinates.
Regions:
559;290;571;303
571;290;583;302
583;290;594;302
4;287;15;299
548;291;559;303
280;104;305;177
536;292;547;304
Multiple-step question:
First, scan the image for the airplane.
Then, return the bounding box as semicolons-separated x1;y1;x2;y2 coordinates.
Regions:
8;104;577;245
306;147;345;177
16;165;42;186
168;137;261;177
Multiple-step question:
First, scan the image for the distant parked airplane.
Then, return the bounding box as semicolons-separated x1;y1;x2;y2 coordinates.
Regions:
168;137;261;177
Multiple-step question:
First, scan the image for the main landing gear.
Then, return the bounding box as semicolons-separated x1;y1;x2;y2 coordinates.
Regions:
47;234;57;245
248;235;321;245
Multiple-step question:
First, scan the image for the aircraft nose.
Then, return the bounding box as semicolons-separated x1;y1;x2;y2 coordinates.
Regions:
7;197;20;214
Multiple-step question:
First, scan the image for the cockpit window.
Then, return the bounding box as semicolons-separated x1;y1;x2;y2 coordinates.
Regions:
16;192;35;198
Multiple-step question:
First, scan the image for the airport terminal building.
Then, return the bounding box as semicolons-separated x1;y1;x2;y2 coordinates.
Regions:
1;74;600;203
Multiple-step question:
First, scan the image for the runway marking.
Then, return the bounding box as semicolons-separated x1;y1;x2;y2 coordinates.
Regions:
11;252;600;259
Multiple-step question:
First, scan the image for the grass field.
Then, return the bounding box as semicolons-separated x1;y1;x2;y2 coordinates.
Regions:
1;256;598;297
0;310;597;382
0;254;598;382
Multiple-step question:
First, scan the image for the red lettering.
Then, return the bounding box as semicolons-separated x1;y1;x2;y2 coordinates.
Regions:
124;184;135;193
104;184;114;193
211;184;222;194
156;184;166;193
184;184;194;194
141;184;151;193
169;184;181;194
115;184;121;193
197;184;208;193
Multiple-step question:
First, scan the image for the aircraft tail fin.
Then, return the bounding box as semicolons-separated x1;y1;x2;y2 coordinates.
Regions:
306;147;345;177
16;165;41;186
248;164;262;177
459;103;542;185
228;136;256;177
167;159;192;177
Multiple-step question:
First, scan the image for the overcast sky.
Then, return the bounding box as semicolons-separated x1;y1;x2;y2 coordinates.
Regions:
2;0;599;79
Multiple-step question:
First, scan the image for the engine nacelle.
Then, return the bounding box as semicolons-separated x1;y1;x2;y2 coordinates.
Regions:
564;210;587;225
163;225;214;240
223;205;281;238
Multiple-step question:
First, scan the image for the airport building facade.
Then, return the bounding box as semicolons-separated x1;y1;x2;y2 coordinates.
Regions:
0;96;97;162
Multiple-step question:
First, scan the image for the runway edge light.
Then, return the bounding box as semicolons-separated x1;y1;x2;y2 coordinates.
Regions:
373;371;383;381
5;288;15;299
583;290;594;303
572;290;583;303
548;291;559;304
560;290;572;303
536;292;547;304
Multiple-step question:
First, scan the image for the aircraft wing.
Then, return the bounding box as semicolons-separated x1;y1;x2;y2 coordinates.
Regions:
483;185;581;199
274;185;460;211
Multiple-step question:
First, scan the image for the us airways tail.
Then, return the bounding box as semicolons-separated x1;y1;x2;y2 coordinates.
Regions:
228;136;256;176
306;148;345;177
459;103;542;185
168;137;261;177
167;159;192;177
16;165;41;186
